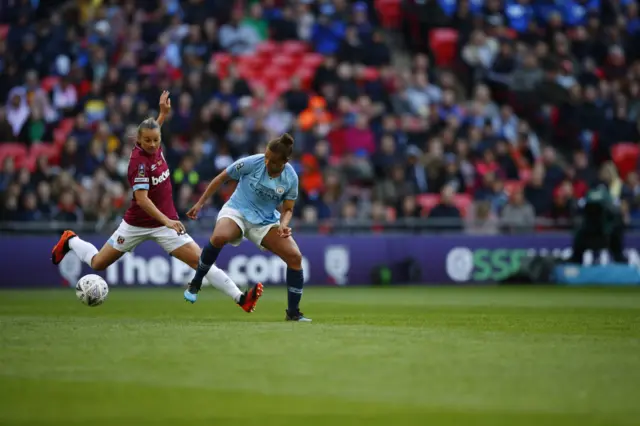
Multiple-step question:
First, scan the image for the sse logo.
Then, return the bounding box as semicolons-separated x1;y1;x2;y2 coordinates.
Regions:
446;247;534;282
446;246;640;282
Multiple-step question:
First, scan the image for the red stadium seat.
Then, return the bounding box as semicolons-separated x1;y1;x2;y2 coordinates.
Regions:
416;194;439;215
41;76;60;93
429;29;459;67
0;143;28;170
361;67;380;82
256;41;278;59
280;40;308;57
295;67;315;90
53;129;67;147
139;64;156;75
261;67;288;90
271;55;296;74
301;53;324;69
453;194;472;217
504;179;524;195
519;168;532;182
611;142;640;179
0;25;8;40
375;0;401;29
211;52;233;78
272;79;291;96
30;143;59;164
59;118;75;134
237;55;269;79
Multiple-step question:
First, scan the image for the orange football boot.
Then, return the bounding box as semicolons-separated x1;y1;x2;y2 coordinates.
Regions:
51;230;77;265
238;282;263;313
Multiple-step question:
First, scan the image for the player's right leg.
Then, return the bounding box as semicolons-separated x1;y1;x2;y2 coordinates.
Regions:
51;231;124;270
184;217;243;302
170;241;262;312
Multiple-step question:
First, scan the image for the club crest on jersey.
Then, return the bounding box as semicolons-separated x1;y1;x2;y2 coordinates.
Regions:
276;186;285;195
117;236;125;245
138;163;145;177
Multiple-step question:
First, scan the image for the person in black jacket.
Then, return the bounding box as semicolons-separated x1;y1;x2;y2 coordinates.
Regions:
427;184;463;231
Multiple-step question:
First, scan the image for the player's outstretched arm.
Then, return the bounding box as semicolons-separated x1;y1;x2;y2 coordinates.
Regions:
135;189;185;234
186;170;231;220
156;91;171;126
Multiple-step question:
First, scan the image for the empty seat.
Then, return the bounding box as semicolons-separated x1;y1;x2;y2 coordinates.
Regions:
612;142;640;179
429;28;459;67
280;40;308;57
453;194;472;217
504;179;524;194
416;194;439;215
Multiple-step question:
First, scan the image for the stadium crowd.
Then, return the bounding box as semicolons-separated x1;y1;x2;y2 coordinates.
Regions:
0;0;639;233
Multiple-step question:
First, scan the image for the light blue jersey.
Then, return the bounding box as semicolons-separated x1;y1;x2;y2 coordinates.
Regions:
225;154;299;225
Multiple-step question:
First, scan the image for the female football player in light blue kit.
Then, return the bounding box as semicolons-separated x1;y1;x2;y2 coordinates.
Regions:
185;133;311;322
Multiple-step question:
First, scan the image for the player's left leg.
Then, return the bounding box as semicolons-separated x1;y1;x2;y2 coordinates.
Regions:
164;237;263;312
260;229;311;322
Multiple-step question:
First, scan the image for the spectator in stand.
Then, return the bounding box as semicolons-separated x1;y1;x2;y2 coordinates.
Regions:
462;30;499;79
311;5;346;55
219;9;260;56
525;164;552;215
52;190;83;223
549;179;577;228
0;157;15;193
427;184;463;231
622;171;640;223
1;0;639;232
466;200;499;235
0;107;14;141
242;3;268;42
6;89;29;137
36;180;54;219
397;195;421;219
501;188;536;233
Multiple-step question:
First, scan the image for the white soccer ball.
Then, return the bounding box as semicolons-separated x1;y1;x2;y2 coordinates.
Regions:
75;274;109;307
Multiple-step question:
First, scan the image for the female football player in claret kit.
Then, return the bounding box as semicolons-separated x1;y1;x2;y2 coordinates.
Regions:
51;91;262;313
184;133;311;322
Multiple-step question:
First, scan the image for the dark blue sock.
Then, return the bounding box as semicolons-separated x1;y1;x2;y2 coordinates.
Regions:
191;242;222;287
286;268;304;313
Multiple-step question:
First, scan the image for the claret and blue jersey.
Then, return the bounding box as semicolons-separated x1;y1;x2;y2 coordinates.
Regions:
225;154;299;226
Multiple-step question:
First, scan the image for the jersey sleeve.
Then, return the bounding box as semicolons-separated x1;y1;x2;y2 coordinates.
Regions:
226;154;262;180
128;158;150;192
284;169;299;201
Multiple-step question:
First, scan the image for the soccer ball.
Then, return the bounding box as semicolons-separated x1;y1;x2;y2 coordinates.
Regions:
75;274;109;307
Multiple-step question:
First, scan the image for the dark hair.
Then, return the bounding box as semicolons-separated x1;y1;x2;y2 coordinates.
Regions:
137;117;160;136
266;133;294;161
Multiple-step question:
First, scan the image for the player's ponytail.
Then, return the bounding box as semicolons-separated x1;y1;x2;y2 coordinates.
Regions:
267;133;294;161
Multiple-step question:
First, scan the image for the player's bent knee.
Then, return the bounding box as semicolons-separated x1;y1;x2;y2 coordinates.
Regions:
91;257;108;271
285;250;303;269
210;235;230;248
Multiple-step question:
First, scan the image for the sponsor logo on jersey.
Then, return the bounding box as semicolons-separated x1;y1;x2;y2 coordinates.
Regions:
117;236;125;245
250;182;282;201
134;177;149;183
152;169;170;186
236;162;244;171
151;164;157;171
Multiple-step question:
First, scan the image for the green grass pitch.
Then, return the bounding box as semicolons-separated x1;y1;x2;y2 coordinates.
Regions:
1;286;639;426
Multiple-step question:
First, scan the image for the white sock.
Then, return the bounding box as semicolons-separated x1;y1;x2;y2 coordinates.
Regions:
205;265;243;302
69;237;99;267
